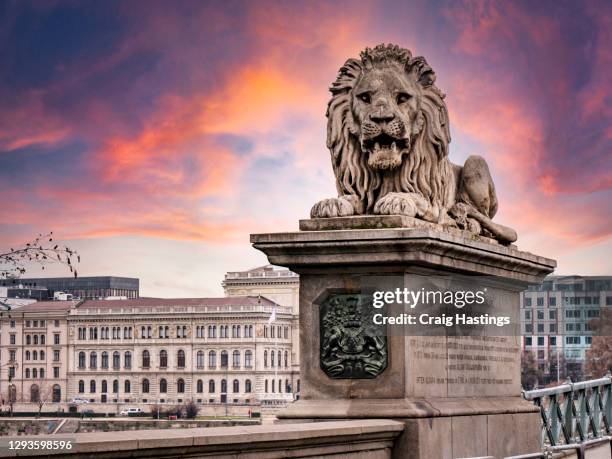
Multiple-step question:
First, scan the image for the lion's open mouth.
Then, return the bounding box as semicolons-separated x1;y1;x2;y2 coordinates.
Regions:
363;134;409;170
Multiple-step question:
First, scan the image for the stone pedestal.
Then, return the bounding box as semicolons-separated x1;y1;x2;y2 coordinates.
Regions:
251;217;556;459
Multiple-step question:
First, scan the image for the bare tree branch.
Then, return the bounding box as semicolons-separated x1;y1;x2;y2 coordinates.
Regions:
0;232;80;279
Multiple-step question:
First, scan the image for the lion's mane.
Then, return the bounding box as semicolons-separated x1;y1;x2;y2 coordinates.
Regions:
326;44;456;213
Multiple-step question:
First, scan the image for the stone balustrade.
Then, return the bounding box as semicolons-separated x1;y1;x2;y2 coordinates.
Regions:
0;419;404;458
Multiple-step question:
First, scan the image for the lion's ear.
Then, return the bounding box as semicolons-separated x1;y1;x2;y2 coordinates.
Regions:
412;112;425;135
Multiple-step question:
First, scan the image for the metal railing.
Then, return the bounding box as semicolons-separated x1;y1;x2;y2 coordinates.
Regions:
523;373;612;447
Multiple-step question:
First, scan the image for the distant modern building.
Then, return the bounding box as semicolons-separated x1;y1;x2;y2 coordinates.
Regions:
521;275;612;383
0;277;139;300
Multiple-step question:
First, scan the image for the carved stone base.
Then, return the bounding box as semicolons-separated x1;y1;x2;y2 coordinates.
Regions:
252;227;555;458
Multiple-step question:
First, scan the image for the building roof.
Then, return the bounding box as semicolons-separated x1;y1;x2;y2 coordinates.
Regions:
10;300;79;312
77;295;279;309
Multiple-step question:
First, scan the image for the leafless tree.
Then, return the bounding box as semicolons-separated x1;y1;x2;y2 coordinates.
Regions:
0;232;79;279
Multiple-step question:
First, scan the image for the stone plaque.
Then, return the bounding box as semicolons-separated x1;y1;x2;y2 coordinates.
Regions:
319;293;387;379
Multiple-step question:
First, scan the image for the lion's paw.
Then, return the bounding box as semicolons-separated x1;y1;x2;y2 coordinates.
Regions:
373;192;427;217
310;197;355;218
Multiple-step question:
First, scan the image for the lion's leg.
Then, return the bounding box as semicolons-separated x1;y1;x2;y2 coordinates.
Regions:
457;155;498;218
451;155;516;243
310;194;364;218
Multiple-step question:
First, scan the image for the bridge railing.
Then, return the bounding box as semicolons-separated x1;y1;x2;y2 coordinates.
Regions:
523;373;612;446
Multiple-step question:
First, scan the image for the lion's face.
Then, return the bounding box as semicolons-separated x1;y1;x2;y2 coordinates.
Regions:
350;64;424;170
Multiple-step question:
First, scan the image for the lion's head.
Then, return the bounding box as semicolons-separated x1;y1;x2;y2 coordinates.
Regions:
327;44;453;212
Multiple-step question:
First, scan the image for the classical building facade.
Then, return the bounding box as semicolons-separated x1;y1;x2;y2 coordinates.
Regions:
223;265;300;375
520;275;612;383
0;294;298;407
67;296;296;405
0;301;74;406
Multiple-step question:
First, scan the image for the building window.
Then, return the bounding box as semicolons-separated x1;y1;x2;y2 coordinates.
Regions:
79;380;85;393
102;380;108;393
54;334;60;345
90;380;96;393
197;379;203;393
53;367;60;378
209;380;215;393
78;352;86;369
550;337;557;346
221;379;227;394
124;380;131;393
101;352;108;369
10;334;15;345
536;298;544;307
113;380;118;393
124;351;132;369
209;351;216;368
537;310;544;320
197;351;204;368
549;297;556;307
220;350;228;368
585;336;592;344
26;351;31;361
245;350;253;368
264;350;268;367
90;352;97;369
142;379;150;393
537;323;544;333
159;350;168;368
113;352;120;370
177;378;185;393
245;379;252;393
49;384;59;402
232;350;240;367
26;335;31;345
26;368;31;378
177;350;185;368
160;379;167;393
524;298;532;307
285;351;288;368
537;337;544;346
549;323;557;333
233;379;239;393
34;335;39;345
525;337;532;346
142;350;150;368
537;350;545;359
525;324;533;333
265;380;268;393
278;351;282;367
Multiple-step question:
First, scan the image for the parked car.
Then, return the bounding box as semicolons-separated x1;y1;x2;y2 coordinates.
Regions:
119;407;143;416
70;398;89;404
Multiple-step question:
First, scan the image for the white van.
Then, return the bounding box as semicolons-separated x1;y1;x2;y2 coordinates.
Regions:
119;407;143;416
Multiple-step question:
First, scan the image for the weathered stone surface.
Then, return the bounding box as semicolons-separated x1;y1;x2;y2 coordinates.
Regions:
251;228;556;284
309;44;517;244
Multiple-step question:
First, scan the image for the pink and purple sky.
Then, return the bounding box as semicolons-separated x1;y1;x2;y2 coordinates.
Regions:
1;0;610;297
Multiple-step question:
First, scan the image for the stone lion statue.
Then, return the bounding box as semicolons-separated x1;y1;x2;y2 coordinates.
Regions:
311;44;517;244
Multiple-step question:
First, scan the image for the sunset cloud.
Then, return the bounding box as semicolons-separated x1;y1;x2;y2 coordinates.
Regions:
0;0;610;296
